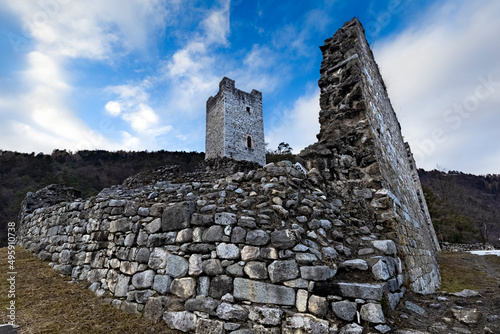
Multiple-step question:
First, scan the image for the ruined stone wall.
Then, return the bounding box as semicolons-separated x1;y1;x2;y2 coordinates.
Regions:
18;161;407;333
301;18;440;294
206;77;266;166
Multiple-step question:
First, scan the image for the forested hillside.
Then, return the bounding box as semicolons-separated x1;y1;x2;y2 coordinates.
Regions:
0;149;204;246
2;149;499;248
419;169;500;246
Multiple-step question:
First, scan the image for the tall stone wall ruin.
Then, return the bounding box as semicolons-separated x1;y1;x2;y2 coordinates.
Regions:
300;18;440;294
16;18;441;333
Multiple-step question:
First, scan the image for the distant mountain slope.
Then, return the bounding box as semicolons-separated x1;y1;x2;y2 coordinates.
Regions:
0;149;204;246
418;169;500;246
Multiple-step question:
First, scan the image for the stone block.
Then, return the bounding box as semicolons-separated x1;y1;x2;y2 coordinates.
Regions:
300;265;336;281
372;259;391;280
270;229;300;249
246;230;270;246
148;247;168;269
334;282;384;301
135;248;150;264
308;295;328;317
216;302;248;321
195;318;225;334
296;289;308;312
215;212;237;225
202;259;224;276
202;225;224;242
332;300;357;321
209;275;233;299
372;240;397;255
339;259;368;271
171;277;196;299
189;254;203;276
268;260;299;283
249;306;283;326
233;278;295;306
162;202;195;232
145;218;161;234
132;270;155;289
114;274;130;297
244;261;268;279
153;275;172;294
241;245;260;261
216;242;240;259
165;254;189;278
110;218;131;233
231;226;247;243
163;311;197;332
185;296;220;315
282;314;330;334
360;303;385;323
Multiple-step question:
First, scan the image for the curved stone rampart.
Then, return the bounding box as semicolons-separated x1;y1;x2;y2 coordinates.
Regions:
18;161;406;333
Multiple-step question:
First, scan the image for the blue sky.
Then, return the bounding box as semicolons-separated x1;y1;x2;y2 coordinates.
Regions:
0;0;499;175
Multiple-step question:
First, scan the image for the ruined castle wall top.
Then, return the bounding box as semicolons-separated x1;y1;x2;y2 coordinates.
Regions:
301;18;441;293
206;77;265;166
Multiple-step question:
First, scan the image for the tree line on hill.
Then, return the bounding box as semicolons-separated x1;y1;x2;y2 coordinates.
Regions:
0;149;204;247
1;148;498;248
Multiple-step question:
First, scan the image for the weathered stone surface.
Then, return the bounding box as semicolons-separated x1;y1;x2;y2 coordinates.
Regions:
244;261;268;279
195;318;225;334
340;259;368;271
296;289;308;312
185;296;219;315
163;311;197;332
300;265;336;281
283;314;330;334
268;260;299;283
170;278;196;299
360;303;385;323
202;259;224;276
209;275;233;299
333;282;384;301
131;269;155;289
153;275;172;294
270;229;300;249
162;202;195;232
110;218;130;233
189;254;203;276
241;245;260;261
114;274;130;297
332;300;357;321
216;242;240;259
245;230;270;246
148;247;168;269
372;259;391;280
135;248;150;264
215;212;237;225
233;278;295;306
308;295;328;317
339;323;363;334
372;240;397;255
202;225;224;242
249;306;283;326
216;302;248;321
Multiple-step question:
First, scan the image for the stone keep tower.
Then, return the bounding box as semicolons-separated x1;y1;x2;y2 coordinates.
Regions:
206;77;266;166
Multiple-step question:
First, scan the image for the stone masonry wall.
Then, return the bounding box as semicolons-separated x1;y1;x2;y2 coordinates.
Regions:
18;160;407;333
206;77;266;166
300;18;441;294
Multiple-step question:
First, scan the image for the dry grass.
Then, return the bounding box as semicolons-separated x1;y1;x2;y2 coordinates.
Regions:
439;251;500;293
0;247;179;334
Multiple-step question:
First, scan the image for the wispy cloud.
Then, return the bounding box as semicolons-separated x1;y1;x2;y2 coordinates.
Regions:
374;0;500;174
0;0;173;152
265;86;320;154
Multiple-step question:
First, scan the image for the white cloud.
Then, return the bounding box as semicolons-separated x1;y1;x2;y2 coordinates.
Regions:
105;101;122;116
266;87;320;154
374;0;500;174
